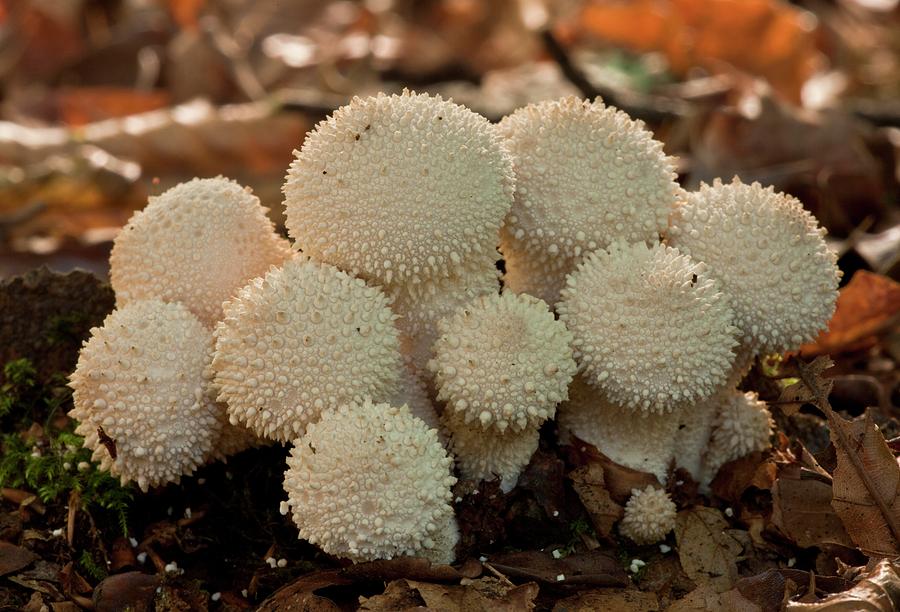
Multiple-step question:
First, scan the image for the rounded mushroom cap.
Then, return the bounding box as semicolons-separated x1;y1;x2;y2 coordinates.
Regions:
497;96;681;260
619;486;677;545
284;90;515;286
111;176;292;328
68;300;222;492
212;258;403;443
702;390;773;484
429;291;576;432
667;178;841;354
443;411;539;492
283;401;456;563
558;376;678;483
422;515;460;565
558;241;739;413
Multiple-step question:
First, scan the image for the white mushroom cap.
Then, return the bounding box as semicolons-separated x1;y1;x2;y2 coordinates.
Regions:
443;411;539;493
283;401;456;563
558;241;739;413
389;358;443;435
619;486;677;545
388;254;500;373
422;515;460;565
110;176;292;328
557;376;677;483
284;90;515;286
497;96;681;260
701;390;774;485
69;300;222;492
429;291;576;432
211;258;403;443
667;178;841;354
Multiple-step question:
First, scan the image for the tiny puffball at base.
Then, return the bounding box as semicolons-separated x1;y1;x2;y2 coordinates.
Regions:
283;401;457;563
558;241;739;413
283;89;515;286
619;486;677;545
429;291;576;432
68;300;223;492
667;178;840;354
443;411;539;493
211;257;403;443
701;390;773;486
557;376;677;484
497;96;681;260
110;176;292;328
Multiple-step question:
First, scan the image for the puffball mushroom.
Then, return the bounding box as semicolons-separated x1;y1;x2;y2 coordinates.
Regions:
499;240;577;306
667;178;840;354
497;96;681;302
429;291;576;432
283;89;515;286
619;486;677;545
69;300;222;492
283;400;457;563
558;241;739;413
443;411;540;493
701;390;774;486
211;257;403;443
110;176;292;328
557;376;677;483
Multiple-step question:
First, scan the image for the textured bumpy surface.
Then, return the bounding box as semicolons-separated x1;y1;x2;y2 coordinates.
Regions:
558;241;738;413
284;90;515;286
389;360;442;434
69;300;222;491
668;178;840;354
497;96;680;260
443;411;540;492
283;401;457;563
211;258;403;443
499;231;577;308
619;486;677;545
110;177;292;328
702;390;773;484
558;376;678;483
429;292;576;432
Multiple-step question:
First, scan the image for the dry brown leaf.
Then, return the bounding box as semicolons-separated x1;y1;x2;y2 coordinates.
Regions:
778;356;836;416
562;0;822;102
830;410;900;556
674;507;744;589
0;542;38;577
771;471;854;549
565;439;660;504
786;559;900;611
360;577;539;612
553;589;660;611
710;451;777;502
800;271;900;357
487;550;628;587
256;569;350;611
56;88;171;126
569;462;624;537
667;581;763;612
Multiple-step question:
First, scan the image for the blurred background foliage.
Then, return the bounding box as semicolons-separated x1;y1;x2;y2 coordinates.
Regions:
0;0;897;281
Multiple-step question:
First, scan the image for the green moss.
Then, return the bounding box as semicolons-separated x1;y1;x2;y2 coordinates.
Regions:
78;548;108;582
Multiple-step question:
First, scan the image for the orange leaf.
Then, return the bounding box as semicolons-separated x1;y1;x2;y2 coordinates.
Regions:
800;271;900;356
564;0;823;103
57;87;170;127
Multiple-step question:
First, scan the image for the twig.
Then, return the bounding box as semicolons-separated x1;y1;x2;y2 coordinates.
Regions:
481;561;515;587
796;358;900;547
540;29;689;123
67;489;80;546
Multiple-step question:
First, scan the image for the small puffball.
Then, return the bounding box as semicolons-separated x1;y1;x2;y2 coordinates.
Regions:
619;486;677;545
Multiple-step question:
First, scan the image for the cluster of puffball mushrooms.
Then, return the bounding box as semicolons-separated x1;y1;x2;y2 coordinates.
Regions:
69;91;841;561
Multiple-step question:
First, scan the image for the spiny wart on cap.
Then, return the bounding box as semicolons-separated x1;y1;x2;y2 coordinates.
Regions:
701;390;773;486
283;89;515;286
283;401;456;563
68;300;222;492
557;376;678;484
558;241;739;413
110;176;291;328
211;258;403;443
667;178;840;354
619;486;677;545
498;96;680;263
429;291;576;433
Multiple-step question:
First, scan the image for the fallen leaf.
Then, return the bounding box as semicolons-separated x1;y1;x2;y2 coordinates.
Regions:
91;572;160;612
360;577;539;612
552;588;660;611
562;0;823;102
830;410;900;556
341;556;460;583
674;507;744;589
710;451;776;503
778;356;836;416
667;580;762;611
564;439;660;504
487;549;628;587
771;470;854;548
801;271;900;357
735;569;795;611
256;570;350;612
569;462;624;537
517;449;568;521
786;559;900;610
0;542;38;576
56;87;171;126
